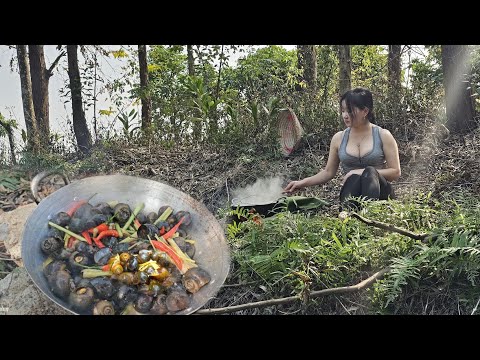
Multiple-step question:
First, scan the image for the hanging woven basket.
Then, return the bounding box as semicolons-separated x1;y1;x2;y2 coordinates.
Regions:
278;108;304;156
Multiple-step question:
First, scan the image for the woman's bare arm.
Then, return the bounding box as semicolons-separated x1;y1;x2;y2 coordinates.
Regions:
377;129;401;182
284;131;342;193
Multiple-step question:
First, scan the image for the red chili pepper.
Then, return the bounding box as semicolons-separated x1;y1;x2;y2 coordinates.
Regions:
87;223;109;234
134;219;142;230
151;240;183;270
161;217;184;241
101;264;111;272
159;226;166;235
93;230;119;249
65;200;87;217
82;231;92;246
93;238;105;248
67;236;75;249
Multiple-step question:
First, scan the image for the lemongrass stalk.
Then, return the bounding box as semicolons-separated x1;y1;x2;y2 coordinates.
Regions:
151;235;177;266
166;238;196;265
63;233;70;248
119;237;135;244
153;206;173;225
122;203;144;232
122;228;135;238
82;269;112;278
128;241;143;251
115;223;123;238
43;257;53;269
48;221;87;242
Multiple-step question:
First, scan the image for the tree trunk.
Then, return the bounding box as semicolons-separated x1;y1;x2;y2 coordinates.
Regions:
296;45;317;91
338;45;351;97
441;45;477;134
138;45;151;132
28;45;50;146
16;45;40;152
187;45;195;76
388;45;403;120
66;45;92;154
190;46;202;141
388;45;402;93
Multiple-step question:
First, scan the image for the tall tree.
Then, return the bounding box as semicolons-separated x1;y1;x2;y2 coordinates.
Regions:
441;45;477;134
388;45;402;93
28;45;65;147
388;45;403;119
338;45;351;97
187;45;202;141
16;45;40;152
67;45;92;154
296;45;317;91
28;45;50;146
187;45;195;76
138;45;152;132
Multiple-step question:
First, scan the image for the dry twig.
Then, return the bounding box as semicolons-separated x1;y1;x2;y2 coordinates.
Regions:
195;267;391;315
350;212;430;242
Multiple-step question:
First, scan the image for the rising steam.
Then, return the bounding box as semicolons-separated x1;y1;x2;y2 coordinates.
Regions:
231;176;285;206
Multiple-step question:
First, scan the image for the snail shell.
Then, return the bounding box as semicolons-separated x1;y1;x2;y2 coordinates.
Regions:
93;300;115;315
182;267;211;294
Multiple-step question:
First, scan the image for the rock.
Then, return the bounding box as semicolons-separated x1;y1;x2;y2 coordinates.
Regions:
0;203;37;267
0;267;71;315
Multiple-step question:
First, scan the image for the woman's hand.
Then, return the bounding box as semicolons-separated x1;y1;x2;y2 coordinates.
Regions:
342;168;364;185
283;180;303;194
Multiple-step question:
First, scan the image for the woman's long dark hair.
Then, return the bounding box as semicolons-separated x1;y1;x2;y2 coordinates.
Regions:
340;87;376;124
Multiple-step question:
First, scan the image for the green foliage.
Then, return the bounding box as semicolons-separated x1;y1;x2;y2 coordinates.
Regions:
225;206;256;240
219;49;287;144
0;173;20;190
118;109;140;140
351;45;389;91
229;210;372;295
223;189;480;314
17;151;69;174
369;191;480;314
185;75;222;141
468;45;480;113
0;112;18;138
147;45;192;142
406;46;444;119
223;45;300;103
70;147;110;174
90;44;461;152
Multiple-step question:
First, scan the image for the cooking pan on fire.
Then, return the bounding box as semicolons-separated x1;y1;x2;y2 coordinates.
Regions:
230;195;330;221
21;173;231;315
230;197;283;218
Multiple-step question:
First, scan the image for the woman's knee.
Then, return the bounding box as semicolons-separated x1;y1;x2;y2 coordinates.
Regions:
340;174;361;201
362;166;378;178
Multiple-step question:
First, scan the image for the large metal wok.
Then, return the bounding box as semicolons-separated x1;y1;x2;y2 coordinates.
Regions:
21;173;231;315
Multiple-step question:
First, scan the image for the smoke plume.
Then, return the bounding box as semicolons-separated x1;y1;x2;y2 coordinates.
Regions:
231;176;284;206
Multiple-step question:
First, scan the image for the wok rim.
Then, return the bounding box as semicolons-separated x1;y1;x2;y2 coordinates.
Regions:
21;174;231;315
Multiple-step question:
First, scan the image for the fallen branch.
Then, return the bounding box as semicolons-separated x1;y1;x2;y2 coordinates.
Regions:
195;267;391;315
350;212;430;242
222;281;260;288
